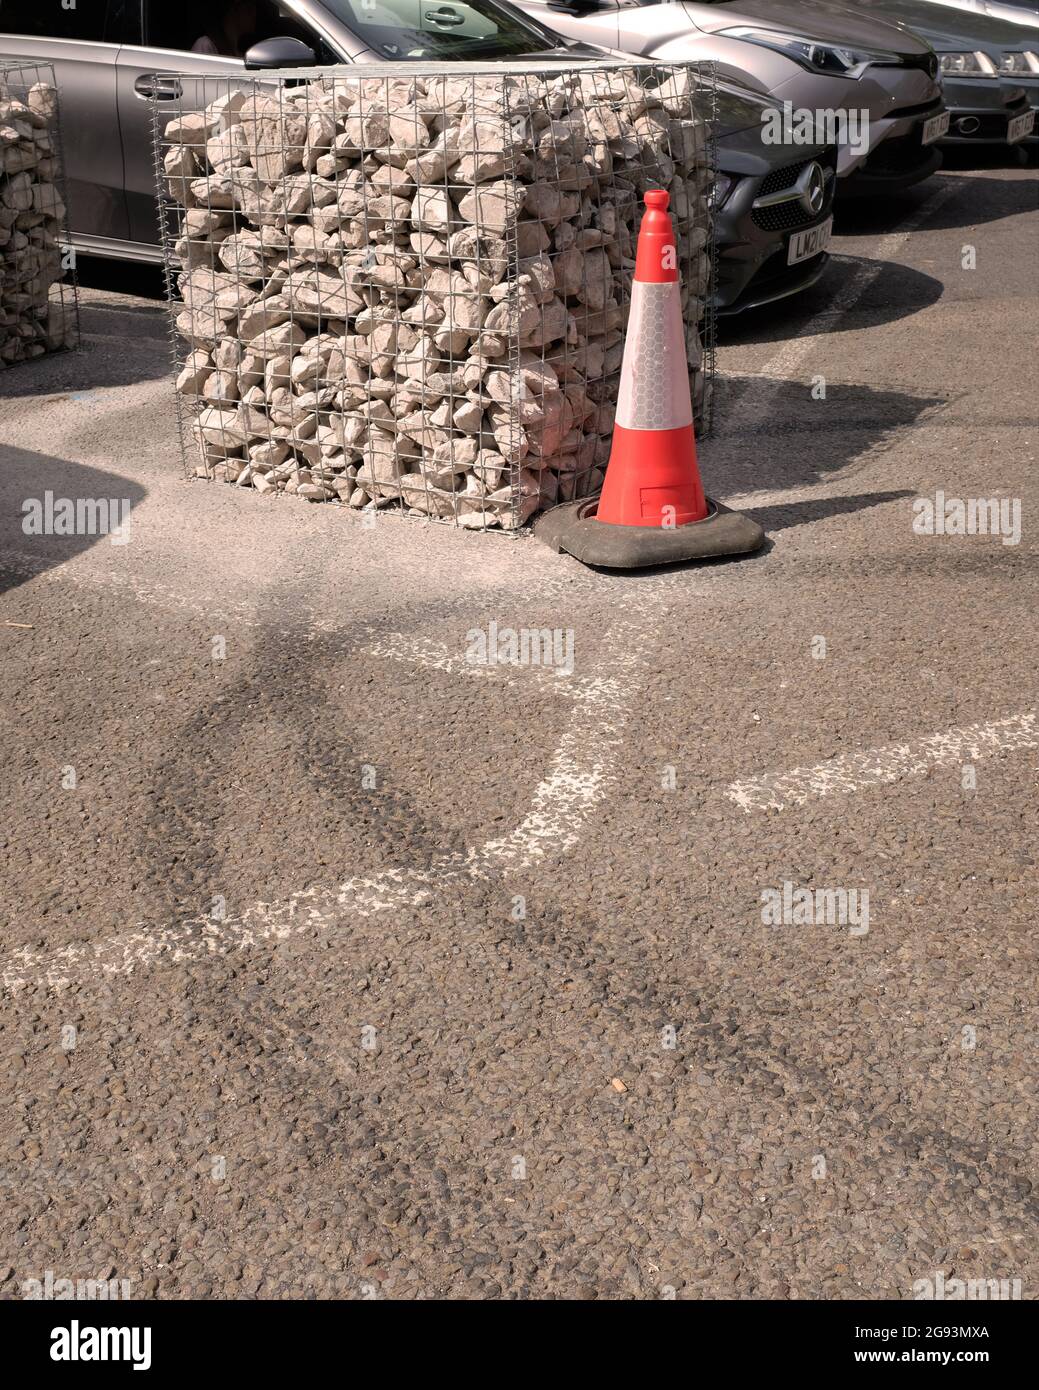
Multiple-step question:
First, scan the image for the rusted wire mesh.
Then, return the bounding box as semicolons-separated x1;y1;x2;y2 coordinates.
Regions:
0;58;78;367
155;59;715;529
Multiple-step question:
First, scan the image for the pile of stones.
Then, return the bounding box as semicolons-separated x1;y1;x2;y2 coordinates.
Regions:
162;63;712;527
0;67;76;366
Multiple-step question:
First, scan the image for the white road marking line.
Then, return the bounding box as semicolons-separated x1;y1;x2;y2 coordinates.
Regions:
727;711;1039;813
362;629;628;709
2;186;967;991
1;618;647;992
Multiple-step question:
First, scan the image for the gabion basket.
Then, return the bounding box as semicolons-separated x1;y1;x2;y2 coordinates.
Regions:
155;60;715;530
0;59;78;368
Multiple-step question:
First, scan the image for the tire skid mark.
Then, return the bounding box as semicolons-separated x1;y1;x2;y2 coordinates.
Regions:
2;618;648;992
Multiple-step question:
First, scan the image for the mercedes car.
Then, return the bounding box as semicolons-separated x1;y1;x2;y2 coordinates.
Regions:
710;78;838;314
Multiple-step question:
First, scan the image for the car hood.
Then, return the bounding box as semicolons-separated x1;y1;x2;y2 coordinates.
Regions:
841;0;1037;52
712;79;830;168
683;0;933;54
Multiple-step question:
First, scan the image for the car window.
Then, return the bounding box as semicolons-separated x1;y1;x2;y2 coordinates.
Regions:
318;0;558;59
0;0;113;40
106;0;142;45
142;0;318;58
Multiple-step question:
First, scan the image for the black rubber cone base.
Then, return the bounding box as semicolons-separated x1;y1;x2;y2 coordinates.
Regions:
534;498;765;570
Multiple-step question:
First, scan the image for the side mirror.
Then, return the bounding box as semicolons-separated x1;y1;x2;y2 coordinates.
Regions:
244;36;318;69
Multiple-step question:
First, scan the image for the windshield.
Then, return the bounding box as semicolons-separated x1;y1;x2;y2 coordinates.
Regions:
317;0;562;60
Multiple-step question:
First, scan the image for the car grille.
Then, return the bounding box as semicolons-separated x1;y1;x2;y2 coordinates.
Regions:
751;156;836;233
756;158;814;200
888;98;943;121
961;115;1011;139
950;95;1028;139
900;52;940;80
753;199;820;232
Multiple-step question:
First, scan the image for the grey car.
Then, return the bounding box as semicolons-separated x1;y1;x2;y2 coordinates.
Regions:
911;0;1039;27
0;0;607;262
515;1;948;192
849;0;1037;145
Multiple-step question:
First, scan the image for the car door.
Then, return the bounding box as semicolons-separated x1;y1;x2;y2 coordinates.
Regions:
115;0;247;250
417;2;503;39
0;0;129;246
115;0;359;250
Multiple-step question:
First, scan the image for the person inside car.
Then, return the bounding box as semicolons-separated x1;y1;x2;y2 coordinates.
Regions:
192;0;260;57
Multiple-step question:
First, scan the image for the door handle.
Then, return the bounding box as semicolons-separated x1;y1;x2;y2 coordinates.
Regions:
134;75;183;100
426;8;465;25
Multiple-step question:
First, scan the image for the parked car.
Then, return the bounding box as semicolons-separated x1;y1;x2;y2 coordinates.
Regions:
514;0;948;194
710;78;838;314
0;0;606;261
0;0;838;318
911;0;1039;30
850;0;1037;145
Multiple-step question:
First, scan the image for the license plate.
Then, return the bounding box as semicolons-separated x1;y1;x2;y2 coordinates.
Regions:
1007;110;1036;143
788;217;832;267
922;111;951;145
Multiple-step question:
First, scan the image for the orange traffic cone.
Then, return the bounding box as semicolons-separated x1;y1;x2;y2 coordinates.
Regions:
597;189;707;528
535;190;765;569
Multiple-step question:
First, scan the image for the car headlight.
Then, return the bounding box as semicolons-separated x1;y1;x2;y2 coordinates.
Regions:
709;172;735;210
718;26;901;79
999;51;1039;75
938;51;999;76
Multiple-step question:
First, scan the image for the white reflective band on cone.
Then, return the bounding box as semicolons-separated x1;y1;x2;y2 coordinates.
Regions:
615;280;693;432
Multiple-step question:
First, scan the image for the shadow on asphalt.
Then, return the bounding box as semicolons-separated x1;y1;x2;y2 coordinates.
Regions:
937;144;1035;173
0;450;147;596
705;376;947;496
717;257;944;350
743;488;914;533
836;165;1037;237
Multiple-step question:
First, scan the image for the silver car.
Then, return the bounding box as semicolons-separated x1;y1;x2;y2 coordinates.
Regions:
0;0;605;263
516;0;948;192
911;0;1039;28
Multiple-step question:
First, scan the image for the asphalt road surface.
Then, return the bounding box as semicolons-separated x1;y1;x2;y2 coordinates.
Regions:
0;162;1036;1301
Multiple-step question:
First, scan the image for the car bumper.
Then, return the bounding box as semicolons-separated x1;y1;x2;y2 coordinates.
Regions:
1003;75;1039;143
839;112;945;198
715;249;831;316
835;98;949;190
939;78;1032;142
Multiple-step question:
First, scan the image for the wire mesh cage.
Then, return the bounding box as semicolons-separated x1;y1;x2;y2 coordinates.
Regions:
154;59;715;530
0;59;78;367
